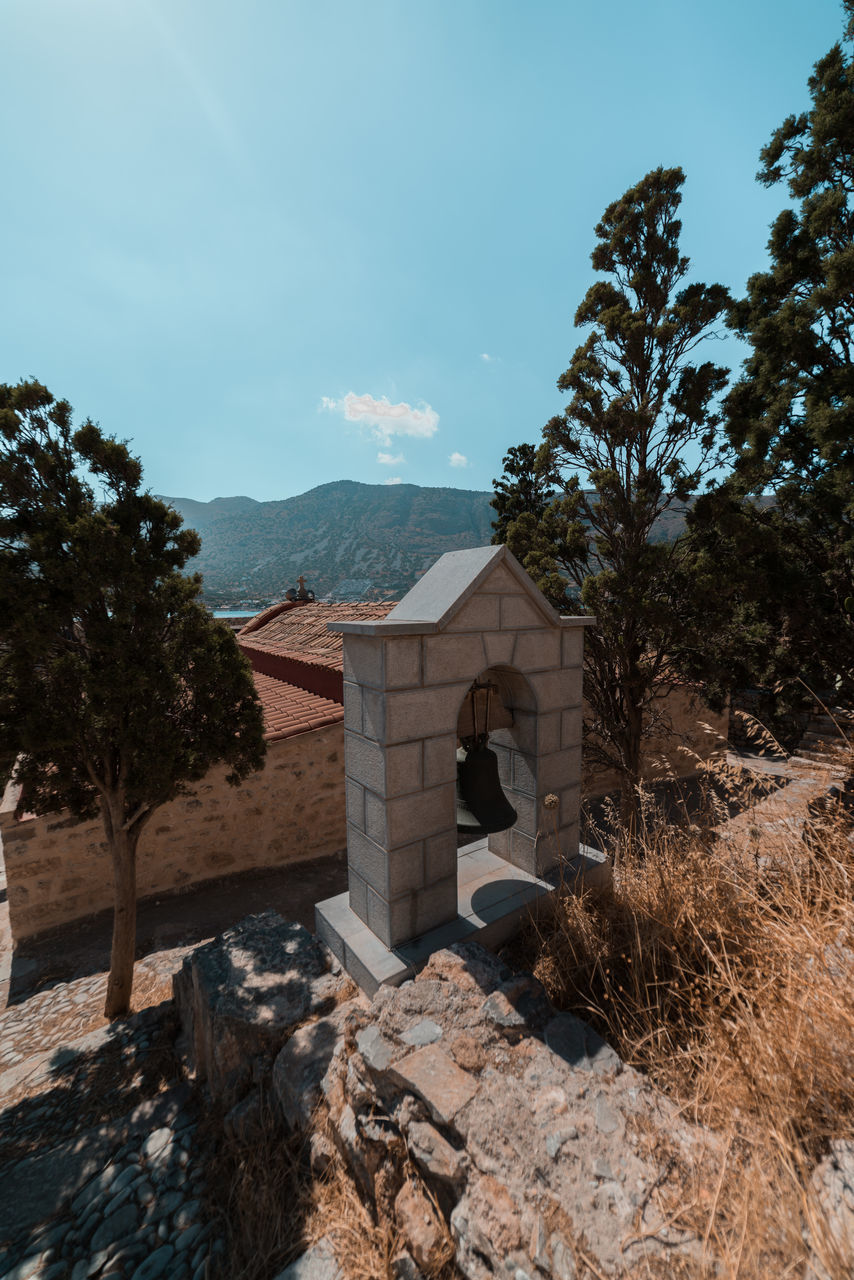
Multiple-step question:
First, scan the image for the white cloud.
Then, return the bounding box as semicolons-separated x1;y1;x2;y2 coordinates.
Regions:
321;391;439;446
480;353;494;363
377;451;405;466
449;452;468;468
384;476;403;485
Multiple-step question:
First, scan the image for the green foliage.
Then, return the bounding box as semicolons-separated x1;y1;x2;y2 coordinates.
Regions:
491;443;557;550
0;378;266;836
689;4;854;704
494;169;729;808
682;492;832;710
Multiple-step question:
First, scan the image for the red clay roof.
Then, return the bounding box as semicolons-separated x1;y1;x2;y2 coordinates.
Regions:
238;601;394;672
252;671;343;743
241;600;394;742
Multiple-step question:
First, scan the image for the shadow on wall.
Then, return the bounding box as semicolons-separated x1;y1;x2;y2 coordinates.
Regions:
3;850;350;1006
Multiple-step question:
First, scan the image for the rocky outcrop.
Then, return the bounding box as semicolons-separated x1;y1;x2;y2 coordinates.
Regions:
170;910;854;1280
268;941;712;1279
171;912;718;1277
172;911;354;1113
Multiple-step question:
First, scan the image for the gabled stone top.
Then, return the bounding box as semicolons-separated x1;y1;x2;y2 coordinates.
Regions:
387;545;557;628
328;545;595;636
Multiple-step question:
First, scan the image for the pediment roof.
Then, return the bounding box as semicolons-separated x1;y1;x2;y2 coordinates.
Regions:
386;544;560;629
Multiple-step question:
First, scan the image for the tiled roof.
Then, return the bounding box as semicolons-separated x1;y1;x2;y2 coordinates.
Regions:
252;671;343;743
238;601;394;672
241;600;394;742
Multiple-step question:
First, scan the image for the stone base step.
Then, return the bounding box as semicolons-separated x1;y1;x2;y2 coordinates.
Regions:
788;755;848;776
795;748;848;764
800;733;849;751
806;712;854;734
316;839;609;997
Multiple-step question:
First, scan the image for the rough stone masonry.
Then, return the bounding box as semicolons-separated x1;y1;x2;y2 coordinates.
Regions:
174;912;718;1279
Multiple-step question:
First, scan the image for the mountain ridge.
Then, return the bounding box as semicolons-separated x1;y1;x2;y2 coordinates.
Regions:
158;480;498;605
158;478;697;608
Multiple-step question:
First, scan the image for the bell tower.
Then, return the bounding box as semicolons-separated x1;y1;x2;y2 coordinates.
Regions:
315;545;597;994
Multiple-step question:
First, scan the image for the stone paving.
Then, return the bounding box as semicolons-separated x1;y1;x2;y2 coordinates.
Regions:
1;1085;222;1280
0;831;224;1280
719;749;849;843
0;942;224;1280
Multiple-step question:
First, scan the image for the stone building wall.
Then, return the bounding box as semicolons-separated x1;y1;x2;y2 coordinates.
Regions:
0;681;728;946
0;724;345;942
582;685;729;797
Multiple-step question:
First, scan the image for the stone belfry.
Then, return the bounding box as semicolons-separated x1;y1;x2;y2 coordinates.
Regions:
315;544;596;993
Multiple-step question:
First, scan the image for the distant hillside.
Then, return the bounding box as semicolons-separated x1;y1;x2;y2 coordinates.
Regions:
159;480;705;607
159;481;497;605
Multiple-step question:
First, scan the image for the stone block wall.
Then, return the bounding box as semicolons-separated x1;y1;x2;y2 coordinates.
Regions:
0;724;346;943
337;567;590;950
582;685;729;797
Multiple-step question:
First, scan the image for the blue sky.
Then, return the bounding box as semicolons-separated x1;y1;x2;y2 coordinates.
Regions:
1;0;844;502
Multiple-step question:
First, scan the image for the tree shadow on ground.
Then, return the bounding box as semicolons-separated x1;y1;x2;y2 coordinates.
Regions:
581;767;786;850
6;849;348;1006
0;999;196;1261
0;1001;181;1169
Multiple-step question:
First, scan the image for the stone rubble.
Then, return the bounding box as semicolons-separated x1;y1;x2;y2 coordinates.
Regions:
7;906;849;1280
167;911;718;1277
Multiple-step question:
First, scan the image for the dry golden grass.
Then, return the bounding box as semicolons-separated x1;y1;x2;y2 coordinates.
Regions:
205;1092;460;1280
520;753;854;1280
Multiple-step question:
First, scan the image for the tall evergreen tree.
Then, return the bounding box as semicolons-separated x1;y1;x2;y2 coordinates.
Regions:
495;168;729;825
491;444;561;605
0;381;267;1017
689;1;854;704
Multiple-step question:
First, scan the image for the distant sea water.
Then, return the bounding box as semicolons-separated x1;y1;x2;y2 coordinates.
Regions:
212;609;259;617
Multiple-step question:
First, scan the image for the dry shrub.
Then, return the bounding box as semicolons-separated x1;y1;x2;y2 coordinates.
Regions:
201;1093;310;1280
525;761;854;1278
205;1096;451;1280
304;1164;399;1280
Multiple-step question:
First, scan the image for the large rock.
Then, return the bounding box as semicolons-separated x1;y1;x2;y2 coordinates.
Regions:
394;1181;448;1272
173;911;348;1109
273;1237;341;1280
272;999;365;1132
314;941;711;1279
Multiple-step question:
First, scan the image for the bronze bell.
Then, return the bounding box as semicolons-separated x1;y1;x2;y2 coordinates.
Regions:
456;742;518;833
456;680;517;834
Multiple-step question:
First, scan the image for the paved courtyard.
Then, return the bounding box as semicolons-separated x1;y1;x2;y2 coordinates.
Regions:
0;844;348;1280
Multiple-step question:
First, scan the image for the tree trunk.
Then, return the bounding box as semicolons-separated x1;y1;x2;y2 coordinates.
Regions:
103;810;139;1019
618;683;645;849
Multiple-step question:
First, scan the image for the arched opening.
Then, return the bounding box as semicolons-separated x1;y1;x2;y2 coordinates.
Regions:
454;664;540;866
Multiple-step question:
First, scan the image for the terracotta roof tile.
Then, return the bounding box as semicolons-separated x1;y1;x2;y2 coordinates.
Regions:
238;601;394;672
240;600;395;743
252;671;343;743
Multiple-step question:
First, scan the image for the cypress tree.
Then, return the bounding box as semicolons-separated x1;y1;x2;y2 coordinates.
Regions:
495;168;729;827
0;381;267;1016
